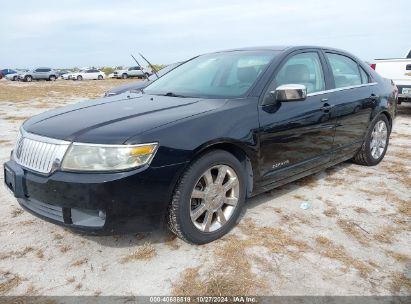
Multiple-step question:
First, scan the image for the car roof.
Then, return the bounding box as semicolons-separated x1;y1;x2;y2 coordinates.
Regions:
214;45;347;53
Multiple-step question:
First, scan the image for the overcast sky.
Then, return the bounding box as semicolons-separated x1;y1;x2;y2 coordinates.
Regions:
0;0;409;69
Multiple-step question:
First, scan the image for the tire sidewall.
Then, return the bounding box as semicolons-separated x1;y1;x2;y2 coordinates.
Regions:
363;115;390;165
175;151;246;244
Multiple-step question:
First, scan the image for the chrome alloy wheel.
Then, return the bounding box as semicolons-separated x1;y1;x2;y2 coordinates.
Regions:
370;120;388;160
190;165;240;232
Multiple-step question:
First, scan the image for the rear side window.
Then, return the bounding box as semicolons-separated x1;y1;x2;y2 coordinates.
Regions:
407;50;411;59
275;52;325;94
326;53;362;88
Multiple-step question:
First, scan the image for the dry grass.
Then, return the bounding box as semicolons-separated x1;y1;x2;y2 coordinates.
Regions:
36;249;45;259
173;220;310;296
387;251;410;263
0;79;139;102
324;206;338;217
66;277;75;284
59;245;72;253
373;226;401;244
391;272;411;293
53;233;64;240
337;219;369;245
120;243;156;263
71;258;88;267
11;208;24;218
315;236;373;277
0;272;21;295
354;207;369;214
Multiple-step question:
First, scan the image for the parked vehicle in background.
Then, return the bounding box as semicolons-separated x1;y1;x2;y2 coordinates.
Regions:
4;72;19;81
1;69;18;78
60;72;72;80
104;62;182;96
56;70;71;78
371;48;411;103
4;46;397;244
70;69;105;81
18;68;58;82
112;66;151;79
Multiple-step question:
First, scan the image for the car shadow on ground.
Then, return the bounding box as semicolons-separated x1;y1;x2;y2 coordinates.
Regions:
79;161;352;248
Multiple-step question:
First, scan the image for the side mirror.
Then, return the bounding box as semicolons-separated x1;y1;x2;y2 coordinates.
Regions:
271;84;307;102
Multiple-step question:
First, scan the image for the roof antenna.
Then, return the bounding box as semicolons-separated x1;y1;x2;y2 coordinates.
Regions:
139;52;159;79
130;54;150;81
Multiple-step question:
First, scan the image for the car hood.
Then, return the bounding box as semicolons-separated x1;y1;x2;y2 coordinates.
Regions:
23;94;225;144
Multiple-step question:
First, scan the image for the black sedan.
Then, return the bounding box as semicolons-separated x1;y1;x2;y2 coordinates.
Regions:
4;46;397;244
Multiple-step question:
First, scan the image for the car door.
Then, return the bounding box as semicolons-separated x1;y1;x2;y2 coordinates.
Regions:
84;70;93;80
33;68;42;79
323;52;375;159
257;50;336;185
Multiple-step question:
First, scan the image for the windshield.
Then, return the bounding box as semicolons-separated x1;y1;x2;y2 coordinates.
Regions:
148;62;181;81
144;51;278;98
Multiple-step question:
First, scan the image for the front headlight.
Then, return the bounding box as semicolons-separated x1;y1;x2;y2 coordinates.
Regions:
61;142;158;172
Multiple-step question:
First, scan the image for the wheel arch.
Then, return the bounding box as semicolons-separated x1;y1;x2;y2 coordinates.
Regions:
191;141;255;198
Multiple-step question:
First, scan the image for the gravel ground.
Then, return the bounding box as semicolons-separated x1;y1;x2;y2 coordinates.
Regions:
0;80;410;296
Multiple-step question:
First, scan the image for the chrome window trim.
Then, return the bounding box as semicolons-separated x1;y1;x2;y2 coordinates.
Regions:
307;82;377;97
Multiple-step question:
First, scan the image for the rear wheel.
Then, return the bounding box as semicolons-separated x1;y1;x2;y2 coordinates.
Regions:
352;114;390;166
77;75;83;81
168;150;246;244
25;75;32;82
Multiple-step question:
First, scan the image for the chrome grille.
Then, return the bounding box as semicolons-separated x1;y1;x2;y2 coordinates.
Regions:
13;129;70;174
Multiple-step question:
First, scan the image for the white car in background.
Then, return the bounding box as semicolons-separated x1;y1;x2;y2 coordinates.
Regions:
70;69;105;81
112;66;151;79
371;48;411;103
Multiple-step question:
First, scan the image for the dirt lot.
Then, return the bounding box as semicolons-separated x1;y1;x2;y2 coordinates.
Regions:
0;79;410;296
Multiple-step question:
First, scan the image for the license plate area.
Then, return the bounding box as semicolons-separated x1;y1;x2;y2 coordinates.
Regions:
402;88;411;95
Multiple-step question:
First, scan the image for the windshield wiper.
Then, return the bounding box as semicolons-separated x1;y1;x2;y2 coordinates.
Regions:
163;92;190;98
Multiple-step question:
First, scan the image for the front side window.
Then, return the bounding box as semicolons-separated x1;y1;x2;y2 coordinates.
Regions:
275;52;325;94
144;51;278;98
326;53;362;88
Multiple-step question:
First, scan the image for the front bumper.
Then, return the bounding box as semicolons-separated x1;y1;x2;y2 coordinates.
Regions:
4;160;187;234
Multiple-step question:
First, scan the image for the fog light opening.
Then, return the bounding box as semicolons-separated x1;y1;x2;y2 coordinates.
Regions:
98;210;106;220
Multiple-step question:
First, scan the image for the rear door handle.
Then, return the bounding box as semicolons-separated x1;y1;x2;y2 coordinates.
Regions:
320;103;334;112
370;94;379;101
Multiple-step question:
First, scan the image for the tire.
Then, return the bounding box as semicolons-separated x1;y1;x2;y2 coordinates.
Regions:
25;75;32;82
122;73;128;79
168;150;246;244
77;75;83;81
49;75;56;81
98;75;103;80
12;76;17;81
352;114;390;166
145;72;150;78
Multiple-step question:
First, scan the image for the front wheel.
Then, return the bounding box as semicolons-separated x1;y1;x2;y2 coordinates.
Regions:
49;75;56;81
168;150;246;244
98;75;103;80
25;75;32;82
352;114;390;166
77;75;83;81
122;73;128;79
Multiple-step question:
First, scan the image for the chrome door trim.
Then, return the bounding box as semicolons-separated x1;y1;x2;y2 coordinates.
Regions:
307;82;378;97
